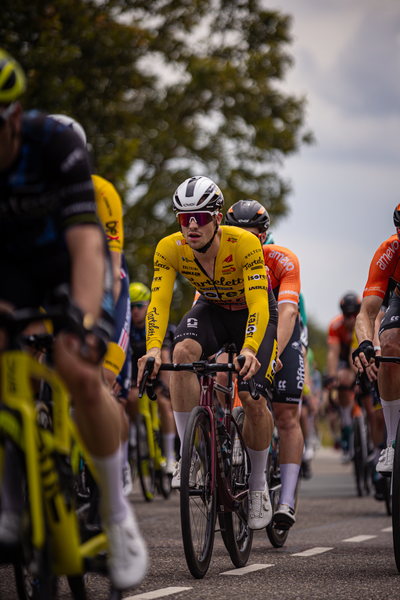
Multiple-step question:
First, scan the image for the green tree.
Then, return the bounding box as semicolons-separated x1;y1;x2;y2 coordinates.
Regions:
2;0;313;321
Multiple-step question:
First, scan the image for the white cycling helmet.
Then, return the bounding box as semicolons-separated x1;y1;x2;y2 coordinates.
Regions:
48;114;87;145
173;176;224;214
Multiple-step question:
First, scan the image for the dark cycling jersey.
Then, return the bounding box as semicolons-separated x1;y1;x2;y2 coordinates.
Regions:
0;111;113;323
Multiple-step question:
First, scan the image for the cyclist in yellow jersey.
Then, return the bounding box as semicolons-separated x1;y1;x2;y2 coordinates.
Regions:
49;116;130;390
138;176;279;530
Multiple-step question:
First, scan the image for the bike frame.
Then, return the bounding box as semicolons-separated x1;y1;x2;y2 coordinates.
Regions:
0;348;108;576
198;371;250;515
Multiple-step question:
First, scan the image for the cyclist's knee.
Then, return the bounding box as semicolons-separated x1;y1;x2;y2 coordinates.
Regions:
274;404;301;432
173;339;201;363
240;392;270;422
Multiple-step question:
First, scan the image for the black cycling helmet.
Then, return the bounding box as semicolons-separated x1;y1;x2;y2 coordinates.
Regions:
393;203;400;228
225;200;270;232
340;293;361;315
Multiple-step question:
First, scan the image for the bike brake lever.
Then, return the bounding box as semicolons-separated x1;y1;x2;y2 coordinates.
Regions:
236;354;260;400
138;357;156;399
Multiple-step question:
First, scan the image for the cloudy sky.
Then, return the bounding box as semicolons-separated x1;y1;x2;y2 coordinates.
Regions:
266;0;400;329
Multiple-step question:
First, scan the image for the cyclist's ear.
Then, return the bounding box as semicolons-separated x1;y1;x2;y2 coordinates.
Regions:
216;213;223;225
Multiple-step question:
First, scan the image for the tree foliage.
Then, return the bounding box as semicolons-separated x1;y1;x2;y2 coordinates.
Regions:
2;0;313;322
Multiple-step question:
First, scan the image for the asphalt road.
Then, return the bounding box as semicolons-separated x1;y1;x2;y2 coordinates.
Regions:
1;447;398;600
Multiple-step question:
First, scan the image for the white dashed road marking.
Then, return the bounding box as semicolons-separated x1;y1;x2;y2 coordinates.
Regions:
221;564;274;575
291;547;334;557
343;535;377;543
126;587;193;599
382;527;393;532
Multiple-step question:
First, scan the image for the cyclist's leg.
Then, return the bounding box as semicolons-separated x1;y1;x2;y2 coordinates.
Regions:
170;298;220;456
236;291;278;529
271;316;304;520
336;365;356;458
375;294;400;473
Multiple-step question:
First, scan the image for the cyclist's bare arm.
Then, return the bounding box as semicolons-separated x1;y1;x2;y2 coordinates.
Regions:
326;341;340;387
66;225;105;319
110;250;122;305
354;295;382;372
277;302;298;360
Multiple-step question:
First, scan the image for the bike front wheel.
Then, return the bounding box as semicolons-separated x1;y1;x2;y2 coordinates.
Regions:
392;424;400;572
222;406;253;567
180;406;216;579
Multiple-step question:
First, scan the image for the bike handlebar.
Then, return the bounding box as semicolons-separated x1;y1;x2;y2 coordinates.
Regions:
375;356;400;366
139;354;260;401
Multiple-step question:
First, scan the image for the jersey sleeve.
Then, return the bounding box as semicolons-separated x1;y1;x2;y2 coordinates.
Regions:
44;120;98;229
92;175;124;253
237;232;270;353
263;245;301;305
146;237;177;351
327;316;342;345
363;236;398;299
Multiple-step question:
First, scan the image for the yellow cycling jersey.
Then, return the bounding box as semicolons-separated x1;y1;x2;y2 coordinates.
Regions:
147;225;270;354
92;174;124;253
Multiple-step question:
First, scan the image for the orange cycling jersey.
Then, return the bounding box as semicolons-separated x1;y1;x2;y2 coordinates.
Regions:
364;234;400;299
262;244;301;306
92;174;124;254
328;314;353;363
147;226;271;354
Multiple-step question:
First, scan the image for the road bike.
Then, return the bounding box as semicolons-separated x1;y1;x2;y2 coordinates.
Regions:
136;390;172;501
140;344;257;579
375;355;400;573
0;302;122;600
351;374;375;498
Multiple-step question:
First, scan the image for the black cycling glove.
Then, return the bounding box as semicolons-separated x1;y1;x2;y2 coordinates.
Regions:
352;340;375;365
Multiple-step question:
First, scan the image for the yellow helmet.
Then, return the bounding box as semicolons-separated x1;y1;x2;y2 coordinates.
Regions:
129;282;151;304
0;48;26;104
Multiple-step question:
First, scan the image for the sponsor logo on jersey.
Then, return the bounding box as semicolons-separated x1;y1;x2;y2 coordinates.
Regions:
153;276;162;282
248;274;267;281
154;259;170;270
265;339;278;384
156;251;168;261
187;318;198;328
151;287;160;292
227;237;238;243
222;266;236;274
244;257;265;269
377;239;400;270
176;239;187;245
147;306;160;338
182;270;200;276
267;250;295;272
223;254;233;264
249;285;267;291
182;256;193;262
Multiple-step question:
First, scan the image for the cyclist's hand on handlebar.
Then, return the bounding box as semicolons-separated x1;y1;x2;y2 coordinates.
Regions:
137;348;162;385
352;340;375;373
235;347;260;381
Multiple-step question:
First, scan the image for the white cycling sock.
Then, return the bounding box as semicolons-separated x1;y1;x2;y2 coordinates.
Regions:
91;446;128;524
163;432;176;462
247;448;268;491
173;411;191;457
381;398;400;447
279;463;301;510
122;440;129;469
